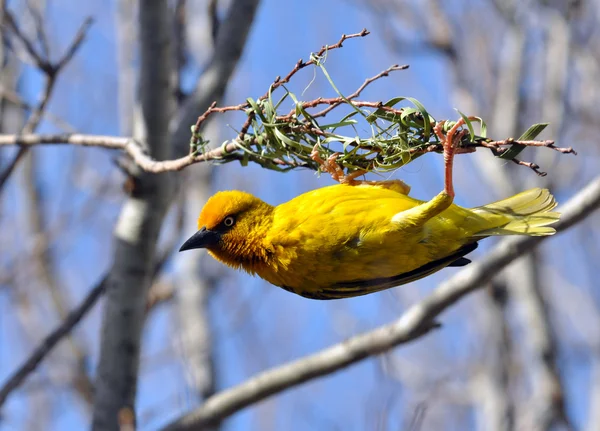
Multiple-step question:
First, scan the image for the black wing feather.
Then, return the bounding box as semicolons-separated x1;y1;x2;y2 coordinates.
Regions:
297;242;478;300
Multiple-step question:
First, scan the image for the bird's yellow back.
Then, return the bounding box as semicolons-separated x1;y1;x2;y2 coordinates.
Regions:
256;184;454;293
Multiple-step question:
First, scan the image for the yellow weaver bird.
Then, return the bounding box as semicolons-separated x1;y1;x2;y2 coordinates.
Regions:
180;120;559;299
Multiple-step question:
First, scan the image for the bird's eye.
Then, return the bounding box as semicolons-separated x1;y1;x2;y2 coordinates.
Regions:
223;216;235;227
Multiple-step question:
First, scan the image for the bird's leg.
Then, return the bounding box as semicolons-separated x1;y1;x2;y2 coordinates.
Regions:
433;119;468;199
310;144;367;185
393;119;470;228
310;145;411;193
392;190;453;227
392;120;475;228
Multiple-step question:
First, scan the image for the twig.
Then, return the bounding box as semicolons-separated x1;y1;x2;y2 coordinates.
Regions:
0;72;57;189
266;29;370;96
0;278;107;408
0;14;93;191
484;138;576;154
3;8;48;70
24;0;50;59
53;17;94;72
188;29;371;142
0;235;178;410
0;87;77;131
311;64;409;118
511;158;546;176
162;176;600;431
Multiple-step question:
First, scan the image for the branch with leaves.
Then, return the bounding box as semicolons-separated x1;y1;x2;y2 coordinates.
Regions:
0;29;576;178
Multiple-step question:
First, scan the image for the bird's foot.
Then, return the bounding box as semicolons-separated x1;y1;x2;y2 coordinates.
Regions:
433;119;470;198
310;144;367;185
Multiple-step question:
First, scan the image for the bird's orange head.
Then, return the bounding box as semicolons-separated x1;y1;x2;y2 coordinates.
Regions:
179;191;275;271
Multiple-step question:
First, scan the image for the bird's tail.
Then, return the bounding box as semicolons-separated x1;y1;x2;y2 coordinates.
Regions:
469;188;560;237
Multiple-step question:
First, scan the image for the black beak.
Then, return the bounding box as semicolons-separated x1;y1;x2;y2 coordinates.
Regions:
179;227;221;252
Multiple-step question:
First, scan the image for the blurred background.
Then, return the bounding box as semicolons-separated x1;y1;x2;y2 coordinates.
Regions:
0;0;599;430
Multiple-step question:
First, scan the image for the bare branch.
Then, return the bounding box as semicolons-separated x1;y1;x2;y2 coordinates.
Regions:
53;17;93;72
24;0;50;59
0;278;107;409
0;86;77;131
162;176;600;431
0;132;238;172
0;14;93;190
3;8;48;70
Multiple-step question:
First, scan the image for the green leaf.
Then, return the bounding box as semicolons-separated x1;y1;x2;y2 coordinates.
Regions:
273;127;300;148
478;117;487;138
456;110;475;140
246;97;268;123
365;97;431;139
365;97;403;123
405;97;431;139
517;123;548;140
320;120;358;129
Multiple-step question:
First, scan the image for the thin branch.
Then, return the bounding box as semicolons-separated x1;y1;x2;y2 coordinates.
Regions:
0;278;107;408
169;0;261;157
510;158;547;177
0;12;96;406
0;15;93;190
162;175;600;431
0;235;178;411
0;132;237;172
266;29;370;96
53;18;93;72
0;87;77;131
311;64;409;118
186;29;371;135
0;146;29;188
0;73;55;189
3;8;48;70
24;0;50;59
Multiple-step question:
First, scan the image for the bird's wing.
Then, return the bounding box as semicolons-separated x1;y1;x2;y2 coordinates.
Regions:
296;242;478;300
